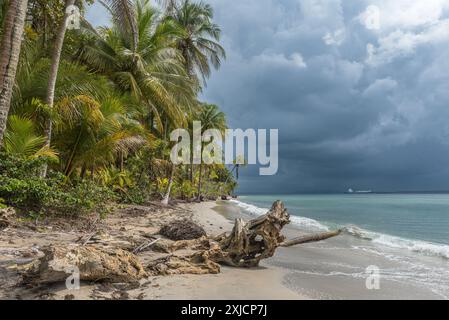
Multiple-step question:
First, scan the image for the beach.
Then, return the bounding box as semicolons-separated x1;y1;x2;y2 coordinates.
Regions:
154;200;448;300
1;199;447;300
217;199;449;299
0;200;304;300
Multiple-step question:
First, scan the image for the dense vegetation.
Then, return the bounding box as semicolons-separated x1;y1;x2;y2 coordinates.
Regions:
0;0;237;217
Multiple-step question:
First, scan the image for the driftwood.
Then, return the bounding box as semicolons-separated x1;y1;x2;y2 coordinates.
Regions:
201;201;340;268
26;245;147;284
21;201;342;281
281;230;342;247
149;201;342;271
208;200;290;267
133;238;161;254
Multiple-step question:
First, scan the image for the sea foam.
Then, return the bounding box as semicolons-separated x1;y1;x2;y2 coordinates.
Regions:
229;199;329;231
230;199;449;260
343;225;449;260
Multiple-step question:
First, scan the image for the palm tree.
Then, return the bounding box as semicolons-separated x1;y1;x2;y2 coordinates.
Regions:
194;103;226;200
78;0;197;135
102;0;139;52
53;94;145;178
167;0;225;85
0;0;29;147
41;0;76;177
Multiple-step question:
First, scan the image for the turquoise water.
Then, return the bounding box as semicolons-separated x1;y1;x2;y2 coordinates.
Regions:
236;194;449;246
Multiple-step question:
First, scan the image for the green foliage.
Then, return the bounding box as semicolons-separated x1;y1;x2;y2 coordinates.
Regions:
1;0;236;217
0;153;115;217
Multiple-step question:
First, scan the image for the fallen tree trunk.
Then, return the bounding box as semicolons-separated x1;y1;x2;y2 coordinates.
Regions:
25;245;147;284
206;201;341;268
280;229;342;247
211;201;290;267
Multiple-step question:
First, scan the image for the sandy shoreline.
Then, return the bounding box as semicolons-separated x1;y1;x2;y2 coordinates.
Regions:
1;199;446;300
0;200;305;300
160;201;306;300
204;200;447;300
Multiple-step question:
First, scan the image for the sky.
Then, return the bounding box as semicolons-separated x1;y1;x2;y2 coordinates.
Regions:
87;0;449;194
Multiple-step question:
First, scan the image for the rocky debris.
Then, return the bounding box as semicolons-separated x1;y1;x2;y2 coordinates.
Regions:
0;207;16;230
151;236;211;254
159;219;206;241
25;245;147;284
147;250;221;276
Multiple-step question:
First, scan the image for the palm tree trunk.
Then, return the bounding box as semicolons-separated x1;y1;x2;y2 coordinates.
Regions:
0;0;28;147
197;162;203;201
41;0;76;177
161;163;176;206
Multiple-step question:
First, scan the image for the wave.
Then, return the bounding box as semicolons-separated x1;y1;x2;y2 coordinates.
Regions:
343;225;449;260
229;199;449;260
229;199;329;231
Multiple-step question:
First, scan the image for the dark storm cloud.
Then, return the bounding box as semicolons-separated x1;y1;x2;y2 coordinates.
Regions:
200;0;449;193
86;0;449;193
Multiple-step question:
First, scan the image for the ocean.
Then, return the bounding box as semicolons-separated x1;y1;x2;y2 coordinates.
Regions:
227;194;449;298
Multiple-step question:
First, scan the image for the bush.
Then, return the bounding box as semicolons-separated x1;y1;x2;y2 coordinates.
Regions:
0;153;115;217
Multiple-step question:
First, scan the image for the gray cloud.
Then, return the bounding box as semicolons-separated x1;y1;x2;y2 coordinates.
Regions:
86;0;449;193
201;0;449;193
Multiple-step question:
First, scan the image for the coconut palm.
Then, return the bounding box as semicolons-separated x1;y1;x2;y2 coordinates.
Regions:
101;0;139;52
194;103;226;200
0;0;29;147
40;0;76;177
167;0;225;85
53;94;145;177
78;0;197;135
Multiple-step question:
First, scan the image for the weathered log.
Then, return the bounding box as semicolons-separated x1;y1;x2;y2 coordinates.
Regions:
147;249;221;276
212;200;290;267
25;245;147;284
204;201;342;268
133;238;161;254
280;229;342;247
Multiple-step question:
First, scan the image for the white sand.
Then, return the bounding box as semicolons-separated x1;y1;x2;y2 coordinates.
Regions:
150;202;306;300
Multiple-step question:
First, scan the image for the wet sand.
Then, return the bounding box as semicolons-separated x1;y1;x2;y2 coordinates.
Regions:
214;200;447;300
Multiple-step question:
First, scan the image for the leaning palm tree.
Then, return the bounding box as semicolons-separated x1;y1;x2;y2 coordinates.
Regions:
0;0;29;147
41;0;76;177
194;103;226;200
42;0;140;177
167;0;225;85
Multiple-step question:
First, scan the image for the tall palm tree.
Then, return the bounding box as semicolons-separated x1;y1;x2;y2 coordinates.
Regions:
0;0;29;147
41;0;141;177
78;0;197;135
102;0;139;52
194;103;226;200
41;0;76;177
167;0;225;85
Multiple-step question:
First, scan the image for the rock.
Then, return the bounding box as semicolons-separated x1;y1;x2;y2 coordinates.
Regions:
26;245;147;284
159;219;206;241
